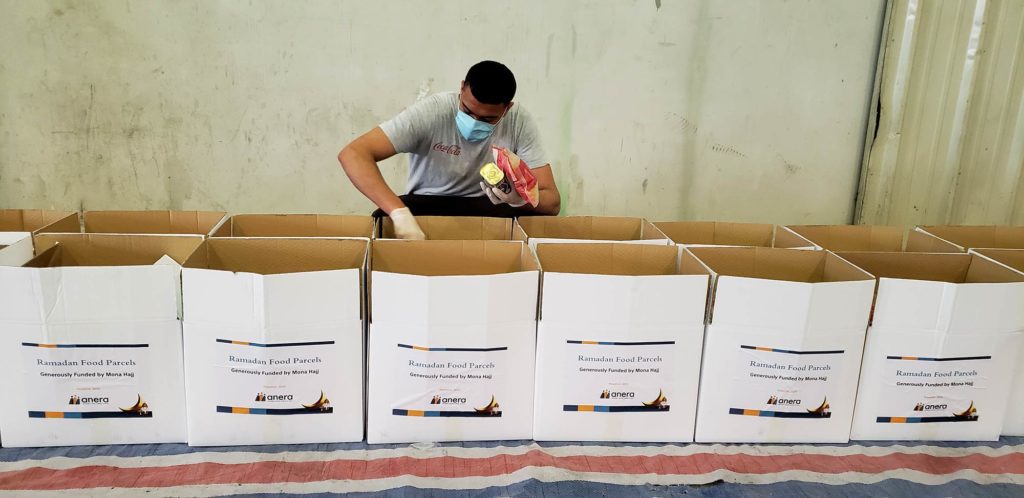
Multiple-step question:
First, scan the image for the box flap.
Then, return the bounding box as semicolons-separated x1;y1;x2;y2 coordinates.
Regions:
916;225;1024;251
517;216;666;241
836;252;1024;284
973;248;1024;275
780;225;905;252
687;247;874;284
0;209;79;234
372;240;538;276
905;228;968;253
213;214;374;238
184;238;368;275
30;233;203;267
537;242;690;276
653;221;774;247
378;216;513;240
83;210;226;236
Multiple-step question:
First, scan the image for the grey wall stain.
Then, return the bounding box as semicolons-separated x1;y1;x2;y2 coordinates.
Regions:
642;178;649;193
655;0;662;11
545;33;554;77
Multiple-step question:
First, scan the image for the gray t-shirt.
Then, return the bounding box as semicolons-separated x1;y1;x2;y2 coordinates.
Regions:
380;91;548;197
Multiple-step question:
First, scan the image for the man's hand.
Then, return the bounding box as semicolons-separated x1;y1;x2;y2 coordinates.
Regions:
480;181;528;207
389;207;426;240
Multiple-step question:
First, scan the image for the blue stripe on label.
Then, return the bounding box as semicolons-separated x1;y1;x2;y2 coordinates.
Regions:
885;355;992;362
566;340;675;346
396;344;508;352
215;339;335;348
740;345;844;355
21;343;149;349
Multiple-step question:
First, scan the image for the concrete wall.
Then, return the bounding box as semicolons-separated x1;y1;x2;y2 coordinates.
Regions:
858;0;1024;226
0;0;885;223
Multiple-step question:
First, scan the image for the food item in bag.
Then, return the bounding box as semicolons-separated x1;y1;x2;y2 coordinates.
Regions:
478;146;540;207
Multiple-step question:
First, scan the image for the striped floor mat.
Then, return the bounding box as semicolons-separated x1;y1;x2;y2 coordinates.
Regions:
1;438;1022;496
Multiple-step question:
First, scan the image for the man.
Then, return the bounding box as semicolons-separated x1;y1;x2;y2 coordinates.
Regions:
338;60;561;239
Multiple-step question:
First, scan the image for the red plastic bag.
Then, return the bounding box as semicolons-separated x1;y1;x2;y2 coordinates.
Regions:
488;146;539;207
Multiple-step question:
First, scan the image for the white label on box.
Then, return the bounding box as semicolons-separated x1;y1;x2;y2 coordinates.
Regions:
215;338;338;416
873;354;988;424
729;344;843;420
561;339;673;413
391;343;507;418
22;341;152;420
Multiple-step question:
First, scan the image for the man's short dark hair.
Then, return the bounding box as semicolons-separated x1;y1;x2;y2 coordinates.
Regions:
465;61;516;105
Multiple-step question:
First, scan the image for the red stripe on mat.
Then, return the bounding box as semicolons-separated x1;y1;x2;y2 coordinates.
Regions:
1;451;1023;490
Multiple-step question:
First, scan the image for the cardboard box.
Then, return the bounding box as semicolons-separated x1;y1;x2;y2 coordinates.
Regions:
653;221;774;248
0;233;202;447
840;252;1024;441
532;243;710;442
211;214;373;238
181;238;368;445
912;225;1024;252
0;209;80;266
516;216;670;250
82;210;227;236
377;216;521;240
686;247;875;443
367;240;540;443
970;249;1024;436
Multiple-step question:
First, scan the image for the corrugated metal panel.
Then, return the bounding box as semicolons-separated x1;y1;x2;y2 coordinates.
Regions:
856;0;1024;225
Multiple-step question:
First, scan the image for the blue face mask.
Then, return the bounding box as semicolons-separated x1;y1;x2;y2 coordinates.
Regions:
455;109;496;142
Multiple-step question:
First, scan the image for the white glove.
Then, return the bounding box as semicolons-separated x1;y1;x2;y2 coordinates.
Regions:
389;207;426;240
480;181;527;208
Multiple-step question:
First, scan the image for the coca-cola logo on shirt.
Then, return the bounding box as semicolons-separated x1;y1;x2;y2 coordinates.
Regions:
432;143;461;156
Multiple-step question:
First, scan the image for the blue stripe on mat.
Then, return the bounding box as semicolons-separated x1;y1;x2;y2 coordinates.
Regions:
234;479;1024;498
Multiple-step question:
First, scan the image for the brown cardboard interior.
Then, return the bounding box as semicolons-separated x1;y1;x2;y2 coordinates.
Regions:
517;216;666;241
974;248;1024;274
836;251;1024;284
781;225;906;252
687;246;874;283
184;238;367;275
28;234;203;267
917;225;1024;251
904;229;964;252
83;210;226;235
653;221;773;247
212;214;373;238
378;216;513;240
372;240;538;276
0;209;79;233
537;243;698;276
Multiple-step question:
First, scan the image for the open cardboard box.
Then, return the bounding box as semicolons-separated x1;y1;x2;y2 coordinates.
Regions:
653;221;774;248
685;247;875;443
367;240;540;443
971;249;1024;436
377;215;523;240
211;213;373;239
0;209;80;266
0;233;202;447
839;251;1024;441
181;238;368;445
82;210;227;237
533;243;710;442
912;225;1024;252
516;216;670;250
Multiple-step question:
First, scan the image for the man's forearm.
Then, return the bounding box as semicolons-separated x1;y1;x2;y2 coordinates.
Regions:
527;187;561;215
338;148;404;214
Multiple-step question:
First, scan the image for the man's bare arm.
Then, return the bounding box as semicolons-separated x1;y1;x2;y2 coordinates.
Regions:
528;165;561;215
338;127;405;214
